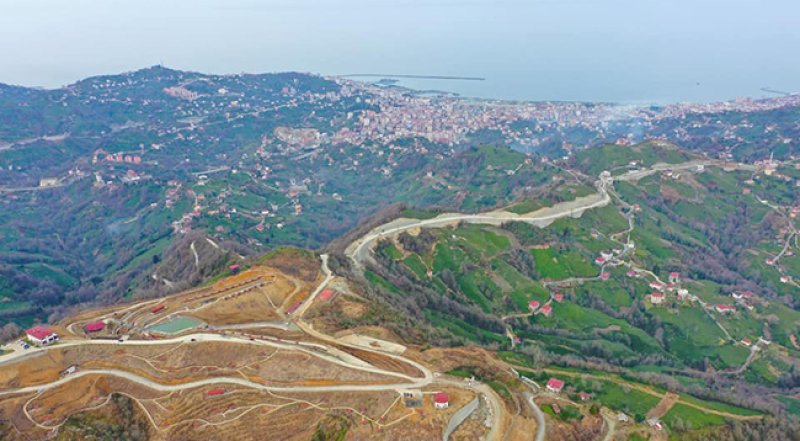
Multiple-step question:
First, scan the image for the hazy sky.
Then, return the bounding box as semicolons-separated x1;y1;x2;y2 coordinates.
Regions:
1;0;799;102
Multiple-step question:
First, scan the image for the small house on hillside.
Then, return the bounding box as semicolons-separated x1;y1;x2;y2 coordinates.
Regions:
528;300;540;312
553;292;564;303
540;304;553;317
26;326;58;346
433;392;449;409
715;304;735;314
546;378;565;394
650;293;664;305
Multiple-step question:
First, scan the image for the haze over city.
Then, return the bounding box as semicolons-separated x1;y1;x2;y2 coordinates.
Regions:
2;0;799;102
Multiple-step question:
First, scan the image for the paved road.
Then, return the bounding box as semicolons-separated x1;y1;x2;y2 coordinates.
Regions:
0;367;430;398
442;397;479;441
524;392;546;441
293;253;333;318
346;178;612;269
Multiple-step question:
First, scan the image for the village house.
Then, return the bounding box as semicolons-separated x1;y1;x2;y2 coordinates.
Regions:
578;391;592;402
546;377;565;394
677;289;689;299
433;392;449;409
649;281;665;291
669;272;680;283
715;304;736;314
26;325;59;346
553;292;564;303
528;300;540;312
650;292;664;305
540;304;553;317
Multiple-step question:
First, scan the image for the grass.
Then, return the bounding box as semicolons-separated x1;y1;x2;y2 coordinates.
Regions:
400;208;440;220
530;248;570;279
402;254;428;278
662;403;725;430
776;396;800;416
507;200;546;214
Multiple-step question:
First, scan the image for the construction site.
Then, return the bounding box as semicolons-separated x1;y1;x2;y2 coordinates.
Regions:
0;250;526;441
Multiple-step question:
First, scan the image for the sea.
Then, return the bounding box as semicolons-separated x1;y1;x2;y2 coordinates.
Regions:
1;0;799;104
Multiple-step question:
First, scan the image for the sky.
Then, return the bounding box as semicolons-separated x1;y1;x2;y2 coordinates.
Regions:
1;0;799;102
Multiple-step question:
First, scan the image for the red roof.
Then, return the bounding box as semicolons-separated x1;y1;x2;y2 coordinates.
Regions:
600;272;610;280
528;300;540;309
670;272;680;278
26;325;55;340
151;305;166;313
229;264;241;271
433;392;449;404
207;388;225;396
595;257;606;264
84;321;105;332
651;292;664;298
546;378;565;391
553;293;564;302
319;289;335;301
716;304;735;311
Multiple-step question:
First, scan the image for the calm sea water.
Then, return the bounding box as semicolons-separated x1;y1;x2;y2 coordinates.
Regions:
2;0;799;104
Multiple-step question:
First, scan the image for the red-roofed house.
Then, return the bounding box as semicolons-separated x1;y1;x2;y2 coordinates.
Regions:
540;304;553;317
578;391;592;401
229;264;241;274
319;289;335;301
151;305;166;314
650;293;664;305
84;321;105;333
715;304;735;314
626;270;637;278
595;256;606;265
546;378;565;393
649;281;664;290
26;326;58;346
528;300;540;312
553;292;564;303
600;272;610;281
669;272;680;283
433;392;450;409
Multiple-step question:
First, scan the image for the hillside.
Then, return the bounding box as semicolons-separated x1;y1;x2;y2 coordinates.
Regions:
0;143;799;441
1;68;799;331
348;143;800;439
